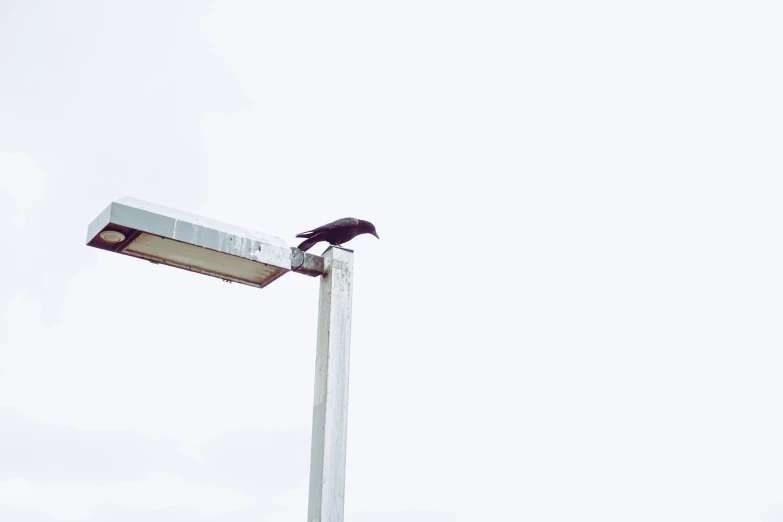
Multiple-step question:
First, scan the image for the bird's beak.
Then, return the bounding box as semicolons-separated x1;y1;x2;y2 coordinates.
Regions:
372;231;380;239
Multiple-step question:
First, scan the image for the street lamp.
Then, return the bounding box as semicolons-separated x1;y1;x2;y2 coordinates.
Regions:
86;196;354;522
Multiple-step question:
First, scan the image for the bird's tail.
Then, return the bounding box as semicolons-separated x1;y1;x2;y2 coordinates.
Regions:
297;237;319;252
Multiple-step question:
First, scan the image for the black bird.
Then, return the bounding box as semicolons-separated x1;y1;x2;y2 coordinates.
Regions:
296;218;379;252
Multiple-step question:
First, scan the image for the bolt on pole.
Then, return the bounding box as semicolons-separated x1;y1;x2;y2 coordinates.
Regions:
307;246;354;522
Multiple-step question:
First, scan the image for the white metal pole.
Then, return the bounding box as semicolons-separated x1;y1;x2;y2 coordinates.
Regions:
307;246;354;522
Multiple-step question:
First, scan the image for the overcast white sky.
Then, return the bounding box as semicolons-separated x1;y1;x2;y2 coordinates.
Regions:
1;1;783;521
